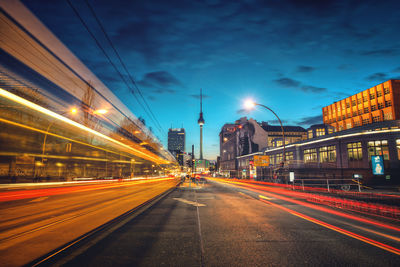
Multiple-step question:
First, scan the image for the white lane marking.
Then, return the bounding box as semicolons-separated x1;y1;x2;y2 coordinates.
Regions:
29;197;49;203
173;198;206;207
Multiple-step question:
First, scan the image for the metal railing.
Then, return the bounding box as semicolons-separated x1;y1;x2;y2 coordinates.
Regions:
292;178;361;192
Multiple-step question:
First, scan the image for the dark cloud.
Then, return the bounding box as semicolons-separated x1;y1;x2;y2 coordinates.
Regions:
301;85;327;93
296;115;323;126
139;71;182;88
273;77;301;87
296;65;315;73
274;77;327;94
236;108;248;115
365;73;387;81
360;48;399;56
393;67;400;73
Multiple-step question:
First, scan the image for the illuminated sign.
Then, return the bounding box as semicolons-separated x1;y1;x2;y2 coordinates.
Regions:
371;156;384;175
254;155;270;166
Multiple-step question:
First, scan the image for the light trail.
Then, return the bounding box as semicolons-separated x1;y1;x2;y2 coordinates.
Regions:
259;198;400;256
0;177;175;202
0;87;168;164
211;178;400;232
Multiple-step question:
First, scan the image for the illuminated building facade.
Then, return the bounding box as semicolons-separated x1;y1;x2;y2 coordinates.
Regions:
323;80;400;132
168;128;185;155
263;120;400;185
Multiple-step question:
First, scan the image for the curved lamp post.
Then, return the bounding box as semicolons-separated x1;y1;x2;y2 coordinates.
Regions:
244;99;286;169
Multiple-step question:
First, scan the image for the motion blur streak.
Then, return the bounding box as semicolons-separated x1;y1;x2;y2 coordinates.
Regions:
0;87;166;164
0;177;174;202
259;199;400;255
212;178;400;232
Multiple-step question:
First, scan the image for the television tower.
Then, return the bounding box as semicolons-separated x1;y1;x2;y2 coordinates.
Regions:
197;88;205;160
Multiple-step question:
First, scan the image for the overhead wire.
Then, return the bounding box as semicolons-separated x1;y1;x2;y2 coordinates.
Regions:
83;0;165;136
65;0;164;136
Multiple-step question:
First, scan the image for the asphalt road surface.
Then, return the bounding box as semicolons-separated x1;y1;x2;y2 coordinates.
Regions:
0;178;178;266
49;179;400;267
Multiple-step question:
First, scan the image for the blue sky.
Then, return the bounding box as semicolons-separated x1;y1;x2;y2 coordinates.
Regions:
22;0;400;160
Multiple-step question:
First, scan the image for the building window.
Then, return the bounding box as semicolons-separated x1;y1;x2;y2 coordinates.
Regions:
385;100;392;107
371;105;377;111
363;96;368;102
285;152;294;161
319;146;336;163
364;107;369;113
368;140;389;160
354;121;361;127
346;122;352;129
352;111;357;116
384;112;392;121
308;130;313;139
378;102;384;109
328;128;334;134
370;93;375;100
384;87;390;94
397;140;400;160
276;153;283;164
347;142;362;161
358;110;362;115
362;118;370;125
316;128;325;137
342;115;345;120
351;100;356;106
372;116;381;123
304;148;317;163
270;155;275;165
346;102;350;108
377;90;383;97
357;98;362;104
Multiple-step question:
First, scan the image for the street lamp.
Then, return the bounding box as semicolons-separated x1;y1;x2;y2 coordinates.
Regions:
244;99;286;169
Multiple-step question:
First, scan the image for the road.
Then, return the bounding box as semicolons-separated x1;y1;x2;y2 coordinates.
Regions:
0;178;178;266
39;178;400;266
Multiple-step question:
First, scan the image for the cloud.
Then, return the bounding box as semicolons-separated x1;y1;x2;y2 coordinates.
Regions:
273;77;327;94
236;108;248;114
360;48;399;56
296;115;323;126
365;72;387;81
296;65;315;73
139;71;182;88
301;85;327;93
392;67;400;73
273;77;301;87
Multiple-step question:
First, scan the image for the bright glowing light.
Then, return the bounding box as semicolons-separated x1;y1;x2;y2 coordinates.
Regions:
94;109;108;114
244;99;256;110
70;108;78;114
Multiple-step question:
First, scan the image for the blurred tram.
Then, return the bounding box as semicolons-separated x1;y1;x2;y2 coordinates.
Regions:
0;2;177;183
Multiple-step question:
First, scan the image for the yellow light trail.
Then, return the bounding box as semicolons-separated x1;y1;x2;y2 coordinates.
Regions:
0;87;169;164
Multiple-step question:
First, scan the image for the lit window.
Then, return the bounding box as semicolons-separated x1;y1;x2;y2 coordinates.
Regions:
368;140;389;160
385;100;392;107
276;153;283;164
384;112;392;121
304;148;317;163
378;102;384;109
364;107;369;113
370;93;375;100
285;152;294;161
316;128;325;136
371;105;377;111
347;142;362;161
384;87;390;94
363;96;368;102
372;116;380;123
377;90;382;97
362;118;370;125
308;130;313;139
319;146;336;163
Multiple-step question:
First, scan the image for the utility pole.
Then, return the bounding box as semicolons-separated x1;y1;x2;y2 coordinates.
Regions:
192;144;195;177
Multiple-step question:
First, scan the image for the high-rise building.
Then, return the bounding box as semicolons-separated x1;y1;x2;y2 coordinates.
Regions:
323;79;400;132
168;128;185;157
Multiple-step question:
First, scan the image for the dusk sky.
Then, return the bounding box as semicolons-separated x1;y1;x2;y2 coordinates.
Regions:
22;0;400;160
